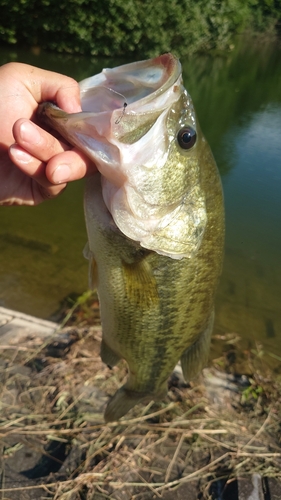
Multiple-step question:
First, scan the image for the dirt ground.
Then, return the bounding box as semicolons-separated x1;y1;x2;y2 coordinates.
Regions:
0;300;281;499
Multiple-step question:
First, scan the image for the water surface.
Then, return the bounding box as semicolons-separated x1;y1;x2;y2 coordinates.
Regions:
0;40;280;357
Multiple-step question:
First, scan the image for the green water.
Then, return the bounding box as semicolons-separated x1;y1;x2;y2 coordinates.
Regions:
0;39;281;356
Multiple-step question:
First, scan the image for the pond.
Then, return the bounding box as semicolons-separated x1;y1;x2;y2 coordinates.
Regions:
0;38;281;360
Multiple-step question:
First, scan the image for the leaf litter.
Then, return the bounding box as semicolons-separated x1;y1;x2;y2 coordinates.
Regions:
0;292;281;499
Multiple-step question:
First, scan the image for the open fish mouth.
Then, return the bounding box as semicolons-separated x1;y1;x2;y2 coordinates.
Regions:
78;54;182;113
39;54;206;259
39;54;183;169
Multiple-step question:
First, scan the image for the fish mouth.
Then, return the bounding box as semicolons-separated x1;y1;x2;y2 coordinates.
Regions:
79;53;182;116
76;54;183;147
38;53;183;170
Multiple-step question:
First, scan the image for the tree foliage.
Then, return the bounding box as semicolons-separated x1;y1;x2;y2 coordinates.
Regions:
0;0;280;57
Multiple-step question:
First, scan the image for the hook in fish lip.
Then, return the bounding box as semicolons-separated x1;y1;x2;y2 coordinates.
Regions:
115;102;128;124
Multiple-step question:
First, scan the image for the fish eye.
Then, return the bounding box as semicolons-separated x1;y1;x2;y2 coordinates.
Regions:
177;126;197;150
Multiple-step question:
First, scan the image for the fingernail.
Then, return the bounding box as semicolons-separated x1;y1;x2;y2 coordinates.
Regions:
9;145;32;163
20;121;41;144
65;99;82;113
52;165;71;184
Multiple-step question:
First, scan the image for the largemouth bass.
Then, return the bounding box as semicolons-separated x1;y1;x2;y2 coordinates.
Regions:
39;54;224;422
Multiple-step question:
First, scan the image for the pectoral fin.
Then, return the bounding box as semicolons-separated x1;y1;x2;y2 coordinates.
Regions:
83;243;98;290
122;257;158;308
181;311;214;381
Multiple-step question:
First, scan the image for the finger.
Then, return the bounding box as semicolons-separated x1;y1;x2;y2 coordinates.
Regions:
9;144;96;186
9;144;62;185
12;118;70;162
19;63;82;112
9;144;68;200
46;149;97;184
35;183;68;201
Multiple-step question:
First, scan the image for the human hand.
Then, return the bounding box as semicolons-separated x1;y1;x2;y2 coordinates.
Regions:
0;62;96;206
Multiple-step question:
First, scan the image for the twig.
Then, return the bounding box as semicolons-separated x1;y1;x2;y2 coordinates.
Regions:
156;452;230;492
165;432;185;483
241;411;272;450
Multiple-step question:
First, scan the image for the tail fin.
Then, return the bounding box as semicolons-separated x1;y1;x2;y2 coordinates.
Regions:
104;387;149;422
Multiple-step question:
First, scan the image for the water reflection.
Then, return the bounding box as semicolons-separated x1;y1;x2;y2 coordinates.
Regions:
223;104;281;262
0;181;88;318
0;39;280;355
215;103;281;356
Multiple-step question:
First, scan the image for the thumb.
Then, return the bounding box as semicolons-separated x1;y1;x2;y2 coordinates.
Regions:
21;63;82;113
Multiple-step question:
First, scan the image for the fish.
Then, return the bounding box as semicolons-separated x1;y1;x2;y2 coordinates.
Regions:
38;54;224;422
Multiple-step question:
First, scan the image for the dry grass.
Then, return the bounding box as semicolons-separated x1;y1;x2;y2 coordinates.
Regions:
0;302;281;499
